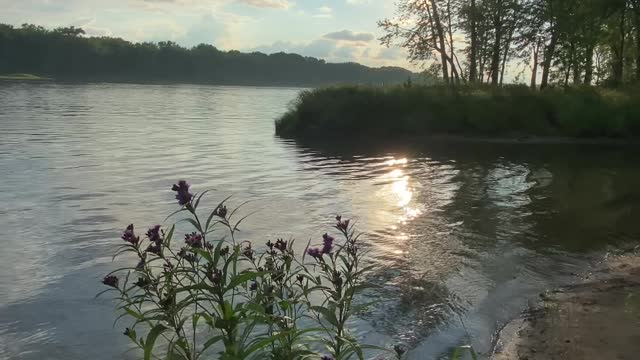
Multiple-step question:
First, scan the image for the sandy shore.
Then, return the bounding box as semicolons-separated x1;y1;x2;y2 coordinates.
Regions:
492;253;640;360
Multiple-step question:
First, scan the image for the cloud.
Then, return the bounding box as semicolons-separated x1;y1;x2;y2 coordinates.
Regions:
313;5;333;18
323;30;374;42
376;46;404;60
252;38;336;59
237;0;291;8
181;13;226;46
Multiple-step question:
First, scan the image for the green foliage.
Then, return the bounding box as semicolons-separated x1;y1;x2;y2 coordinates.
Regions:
275;85;640;139
0;23;417;86
100;181;392;360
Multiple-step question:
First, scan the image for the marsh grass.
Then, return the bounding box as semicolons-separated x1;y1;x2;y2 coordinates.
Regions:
275;85;640;139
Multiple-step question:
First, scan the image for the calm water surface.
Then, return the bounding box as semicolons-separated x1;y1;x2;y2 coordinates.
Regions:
1;83;639;359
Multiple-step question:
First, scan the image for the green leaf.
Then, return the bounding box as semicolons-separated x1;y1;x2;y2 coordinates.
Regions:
213;240;225;268
205;195;232;231
201;335;225;353
451;347;463;360
243;333;286;357
165;208;187;222
165;225;175;248
124;306;143;320
193;190;210;210
194;249;213;263
225;271;261;292
456;345;478;360
144;324;167;360
310;305;338;327
181;218;202;232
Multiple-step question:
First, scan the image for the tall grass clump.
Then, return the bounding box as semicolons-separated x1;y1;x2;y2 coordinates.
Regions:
99;180;405;360
275;85;640;139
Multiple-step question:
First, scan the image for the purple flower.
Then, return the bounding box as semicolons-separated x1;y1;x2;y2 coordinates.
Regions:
146;225;162;245
102;275;118;288
322;233;334;254
242;242;254;260
337;217;350;231
121;224;139;245
135;257;146;271
306;247;323;259
185;232;203;248
250;281;258;291
163;261;173;272
275;239;288;253
220;246;230;257
207;268;222;285
171;180;193;206
321;356;334;360
214;205;227;219
178;248;197;263
134;277;150;288
146;243;162;255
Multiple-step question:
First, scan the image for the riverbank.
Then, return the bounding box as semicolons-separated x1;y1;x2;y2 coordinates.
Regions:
492;252;640;360
275;85;640;139
0;73;51;81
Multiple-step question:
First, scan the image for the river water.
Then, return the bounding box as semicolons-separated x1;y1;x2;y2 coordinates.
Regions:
1;83;639;359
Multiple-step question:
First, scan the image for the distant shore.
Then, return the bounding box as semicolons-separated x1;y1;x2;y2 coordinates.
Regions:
275;85;640;140
0;73;52;81
492;252;640;360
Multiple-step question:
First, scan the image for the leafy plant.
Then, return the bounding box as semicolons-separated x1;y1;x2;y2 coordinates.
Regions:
99;180;392;360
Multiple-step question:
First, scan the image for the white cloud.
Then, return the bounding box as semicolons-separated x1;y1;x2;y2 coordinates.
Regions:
323;30;374;42
251;33;411;69
313;5;333;18
345;0;370;4
237;0;291;8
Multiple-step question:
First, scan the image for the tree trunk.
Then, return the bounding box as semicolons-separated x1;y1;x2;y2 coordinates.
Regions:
632;0;640;82
500;20;516;85
446;0;460;83
572;61;581;84
479;32;487;82
469;0;478;83
584;44;594;85
490;0;504;85
613;5;626;84
429;0;450;84
570;41;581;84
531;40;540;89
637;26;640;82
541;29;559;89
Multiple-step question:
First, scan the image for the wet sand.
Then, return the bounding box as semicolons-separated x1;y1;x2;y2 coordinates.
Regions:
492;253;640;360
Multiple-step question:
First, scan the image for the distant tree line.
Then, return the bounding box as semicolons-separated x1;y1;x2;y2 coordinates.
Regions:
0;23;417;86
380;0;640;88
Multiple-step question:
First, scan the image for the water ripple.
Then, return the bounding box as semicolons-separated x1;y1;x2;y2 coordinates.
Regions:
1;83;640;359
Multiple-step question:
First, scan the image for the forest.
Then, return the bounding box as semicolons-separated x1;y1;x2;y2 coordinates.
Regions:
276;1;640;140
0;23;416;86
380;0;640;88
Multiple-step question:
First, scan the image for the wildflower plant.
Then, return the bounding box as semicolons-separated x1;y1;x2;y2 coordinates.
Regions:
99;181;389;360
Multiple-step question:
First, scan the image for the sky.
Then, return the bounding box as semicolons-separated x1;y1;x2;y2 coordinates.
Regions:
1;0;415;69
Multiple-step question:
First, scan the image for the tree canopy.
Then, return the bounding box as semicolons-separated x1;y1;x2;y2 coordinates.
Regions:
0;23;417;86
380;0;640;87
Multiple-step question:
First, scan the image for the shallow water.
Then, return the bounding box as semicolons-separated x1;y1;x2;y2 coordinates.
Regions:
0;83;639;359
